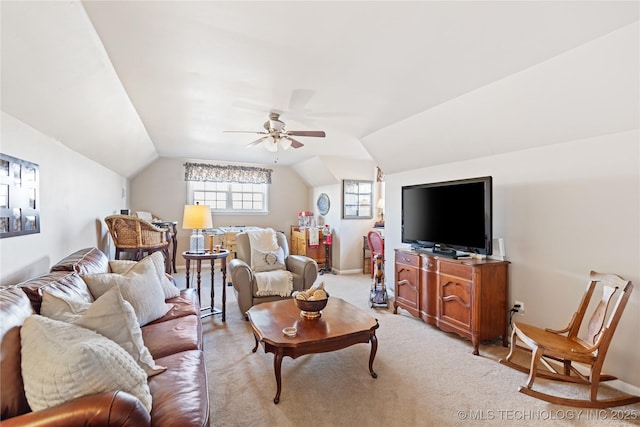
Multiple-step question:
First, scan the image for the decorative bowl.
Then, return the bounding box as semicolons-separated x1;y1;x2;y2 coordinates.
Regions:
294;293;329;319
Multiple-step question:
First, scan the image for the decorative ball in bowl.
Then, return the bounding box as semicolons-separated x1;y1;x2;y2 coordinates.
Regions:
293;286;329;319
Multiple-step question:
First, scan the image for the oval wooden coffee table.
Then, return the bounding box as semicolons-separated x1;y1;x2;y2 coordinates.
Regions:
247;297;379;404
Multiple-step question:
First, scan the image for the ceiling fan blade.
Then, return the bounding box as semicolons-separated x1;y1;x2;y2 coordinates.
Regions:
246;136;268;147
285;136;304;149
287;130;326;137
224;130;267;135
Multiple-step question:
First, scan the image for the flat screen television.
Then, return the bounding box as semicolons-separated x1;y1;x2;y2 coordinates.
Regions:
401;176;492;257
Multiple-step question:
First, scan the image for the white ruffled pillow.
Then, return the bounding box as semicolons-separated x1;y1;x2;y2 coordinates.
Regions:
252;246;286;272
41;286;166;377
21;315;152;412
83;260;170;326
109;252;180;299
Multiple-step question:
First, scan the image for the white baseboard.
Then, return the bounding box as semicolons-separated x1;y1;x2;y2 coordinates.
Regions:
609;379;640;396
334;268;362;275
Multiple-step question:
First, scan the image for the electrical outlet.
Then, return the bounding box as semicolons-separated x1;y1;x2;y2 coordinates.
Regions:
514;300;525;315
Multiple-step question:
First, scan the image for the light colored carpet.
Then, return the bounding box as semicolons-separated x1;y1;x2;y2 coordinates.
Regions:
173;268;640;426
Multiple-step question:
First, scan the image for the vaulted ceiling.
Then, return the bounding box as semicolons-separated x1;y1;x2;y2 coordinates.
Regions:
2;1;638;178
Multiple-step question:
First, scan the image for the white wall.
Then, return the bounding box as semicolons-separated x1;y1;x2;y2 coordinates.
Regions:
309;157;377;272
384;130;640;389
0;112;128;285
130;157;310;256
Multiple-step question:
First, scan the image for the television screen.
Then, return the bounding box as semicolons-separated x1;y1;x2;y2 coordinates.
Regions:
401;176;492;256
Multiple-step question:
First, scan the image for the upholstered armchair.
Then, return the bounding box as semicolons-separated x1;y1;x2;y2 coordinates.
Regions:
230;230;318;318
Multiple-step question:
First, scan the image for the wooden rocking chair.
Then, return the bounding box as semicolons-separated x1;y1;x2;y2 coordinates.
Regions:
500;271;639;408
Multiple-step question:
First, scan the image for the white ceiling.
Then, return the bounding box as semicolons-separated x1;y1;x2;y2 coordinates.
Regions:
2;1;638;178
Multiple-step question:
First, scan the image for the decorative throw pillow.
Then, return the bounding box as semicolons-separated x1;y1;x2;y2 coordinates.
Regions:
108;259;136;273
109;252;180;299
21;315;152;413
41;287;166;377
40;290;88;322
83;261;169;326
252;246;286;272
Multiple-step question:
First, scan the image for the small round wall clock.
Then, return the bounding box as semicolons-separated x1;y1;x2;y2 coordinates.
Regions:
317;193;330;215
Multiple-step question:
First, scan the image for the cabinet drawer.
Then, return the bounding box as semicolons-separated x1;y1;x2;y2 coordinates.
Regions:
395;252;420;267
438;261;473;281
422;255;436;271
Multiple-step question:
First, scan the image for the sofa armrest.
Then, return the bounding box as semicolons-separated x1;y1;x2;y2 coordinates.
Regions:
287;255;318;290
1;391;150;427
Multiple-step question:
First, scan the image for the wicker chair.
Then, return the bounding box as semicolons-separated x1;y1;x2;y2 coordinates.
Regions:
105;214;170;271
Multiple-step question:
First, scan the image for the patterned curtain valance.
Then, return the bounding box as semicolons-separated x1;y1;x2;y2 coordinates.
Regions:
184;163;273;184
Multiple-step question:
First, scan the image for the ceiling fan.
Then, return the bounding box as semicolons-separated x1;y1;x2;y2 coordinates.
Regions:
224;113;326;153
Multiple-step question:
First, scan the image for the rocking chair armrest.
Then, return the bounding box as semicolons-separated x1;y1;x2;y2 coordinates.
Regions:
571;328;607;354
546;312;578;335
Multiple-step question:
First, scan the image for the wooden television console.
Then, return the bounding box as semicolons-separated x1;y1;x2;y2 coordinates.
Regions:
394;248;509;355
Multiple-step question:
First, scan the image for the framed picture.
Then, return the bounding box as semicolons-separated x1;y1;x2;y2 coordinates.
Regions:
0;153;40;238
342;179;373;219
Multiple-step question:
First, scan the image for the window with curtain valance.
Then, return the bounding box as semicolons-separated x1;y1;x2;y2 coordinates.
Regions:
184;163;272;214
184;162;272;184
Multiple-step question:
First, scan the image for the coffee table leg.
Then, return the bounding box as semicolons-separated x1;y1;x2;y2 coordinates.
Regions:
369;332;378;378
252;333;259;353
273;352;284;404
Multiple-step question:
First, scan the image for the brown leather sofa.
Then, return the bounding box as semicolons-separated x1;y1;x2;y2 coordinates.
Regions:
0;247;209;427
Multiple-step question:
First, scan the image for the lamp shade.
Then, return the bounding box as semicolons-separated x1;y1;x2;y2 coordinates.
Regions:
182;204;213;230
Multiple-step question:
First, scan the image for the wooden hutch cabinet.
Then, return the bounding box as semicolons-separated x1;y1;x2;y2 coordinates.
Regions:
394;248;509;355
290;226;329;270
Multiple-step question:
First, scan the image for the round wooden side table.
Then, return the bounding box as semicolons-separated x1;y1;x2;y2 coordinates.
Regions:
182;250;230;321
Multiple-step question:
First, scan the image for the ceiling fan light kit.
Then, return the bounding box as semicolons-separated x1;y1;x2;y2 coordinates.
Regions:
225;113;326;155
279;137;292;150
262;137;277;153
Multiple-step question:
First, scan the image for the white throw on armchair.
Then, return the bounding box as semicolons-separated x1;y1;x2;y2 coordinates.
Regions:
229;229;318;318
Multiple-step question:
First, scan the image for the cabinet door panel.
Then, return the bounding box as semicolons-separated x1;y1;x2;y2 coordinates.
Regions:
396;266;419;310
439;277;472;329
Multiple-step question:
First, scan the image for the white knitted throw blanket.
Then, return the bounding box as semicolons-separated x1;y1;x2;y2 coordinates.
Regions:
254;270;293;297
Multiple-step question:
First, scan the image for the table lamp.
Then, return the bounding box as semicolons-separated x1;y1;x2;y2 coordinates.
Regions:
377;198;385;223
182;203;213;254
